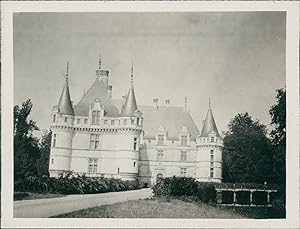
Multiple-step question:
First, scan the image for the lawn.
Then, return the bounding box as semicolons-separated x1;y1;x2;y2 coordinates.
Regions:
54;197;248;218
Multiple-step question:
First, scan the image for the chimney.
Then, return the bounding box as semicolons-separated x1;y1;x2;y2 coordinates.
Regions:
153;98;158;110
107;85;112;98
165;99;170;107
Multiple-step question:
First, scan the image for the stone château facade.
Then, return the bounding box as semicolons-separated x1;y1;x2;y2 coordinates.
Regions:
49;59;223;185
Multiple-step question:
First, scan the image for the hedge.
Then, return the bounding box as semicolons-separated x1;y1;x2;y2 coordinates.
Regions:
14;173;140;194
152;176;216;203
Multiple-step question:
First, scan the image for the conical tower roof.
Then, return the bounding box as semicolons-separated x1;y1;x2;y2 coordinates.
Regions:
200;100;220;137
58;63;74;116
120;61;138;117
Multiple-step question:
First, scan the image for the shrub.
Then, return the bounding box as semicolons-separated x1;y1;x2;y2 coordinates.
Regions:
14;174;140;195
152;176;216;203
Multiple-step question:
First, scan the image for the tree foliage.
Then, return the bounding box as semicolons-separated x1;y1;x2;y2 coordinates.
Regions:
37;130;52;176
222;113;274;183
269;88;286;192
14;99;40;181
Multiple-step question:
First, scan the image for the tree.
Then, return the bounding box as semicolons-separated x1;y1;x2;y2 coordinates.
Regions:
14;99;40;182
222;113;274;183
269;88;286;193
37;130;52;176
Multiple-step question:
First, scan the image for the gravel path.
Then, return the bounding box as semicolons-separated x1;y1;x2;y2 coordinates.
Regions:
14;188;153;218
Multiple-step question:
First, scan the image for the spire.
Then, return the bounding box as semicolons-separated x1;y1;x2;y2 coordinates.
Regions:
58;62;74;116
200;99;220;137
120;63;138;116
131;60;134;89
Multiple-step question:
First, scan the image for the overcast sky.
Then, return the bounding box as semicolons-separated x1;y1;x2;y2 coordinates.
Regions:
14;12;285;135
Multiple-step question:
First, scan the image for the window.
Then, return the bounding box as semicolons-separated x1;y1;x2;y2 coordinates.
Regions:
52;134;56;147
104;120;108;125
158;135;164;145
77;119;80;124
51;158;54;164
64;117;68;122
181;135;188;146
92;111;100;125
52;114;56;122
210;150;214;178
180;168;187;177
210;167;214;178
111;120;115;125
88;158;98;173
133;137;138;150
157;150;164;161
123;119;127;125
90;134;100;150
137;117;140;125
131;119;135;125
133;162;136;167
181;151;187;161
211;137;215;142
117;168;120;174
84;119;88;124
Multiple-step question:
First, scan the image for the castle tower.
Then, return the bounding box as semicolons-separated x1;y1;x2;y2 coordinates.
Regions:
196;99;223;183
49;62;74;177
118;61;143;180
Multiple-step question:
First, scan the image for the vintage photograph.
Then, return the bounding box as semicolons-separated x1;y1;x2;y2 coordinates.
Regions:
1;1;298;228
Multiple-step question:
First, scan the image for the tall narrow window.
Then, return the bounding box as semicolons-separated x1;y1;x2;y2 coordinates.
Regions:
52;134;56;147
210;150;214;178
51;158;54;164
90;134;100;150
180;168;187;177
92;111;100;125
181;135;188;146
158;135;164;145
88;158;98;173
117;168;120;174
133;162;136;167
137;117;140;125
181;151;187;161
123;119;127;125
84;119;88;124
157;150;164;161
111;120;115;125
131;119;135;125
52;114;56;122
133;137;138;150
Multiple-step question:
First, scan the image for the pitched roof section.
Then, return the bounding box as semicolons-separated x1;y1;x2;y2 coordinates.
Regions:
200;106;220;138
139;106;199;141
120;88;138;117
73;78;119;117
58;79;74;116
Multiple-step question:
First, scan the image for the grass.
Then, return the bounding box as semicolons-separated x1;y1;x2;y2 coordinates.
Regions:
14;192;65;201
54;197;248;218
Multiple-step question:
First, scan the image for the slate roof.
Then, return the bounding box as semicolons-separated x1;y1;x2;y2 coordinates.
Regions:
138;106;199;141
200;107;220;138
73;78;119;117
120;88;138;117
58;80;74;116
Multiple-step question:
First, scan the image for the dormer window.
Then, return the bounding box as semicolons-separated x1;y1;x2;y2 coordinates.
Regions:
77;119;80;124
158;135;164;145
181;135;188;146
131;119;135;125
104;120;108;125
111;120;115;125
92;111;100;125
84;119;88;124
211;137;215;142
123;119;127;125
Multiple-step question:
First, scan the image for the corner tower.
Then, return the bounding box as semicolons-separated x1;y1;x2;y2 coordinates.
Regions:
118;61;143;180
196;99;223;183
49;62;74;177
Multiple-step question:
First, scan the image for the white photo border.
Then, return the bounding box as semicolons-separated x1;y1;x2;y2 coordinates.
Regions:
1;1;299;228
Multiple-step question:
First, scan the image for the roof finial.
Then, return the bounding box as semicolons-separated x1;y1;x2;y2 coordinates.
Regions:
99;55;102;70
65;61;69;83
209;97;211;109
131;60;134;89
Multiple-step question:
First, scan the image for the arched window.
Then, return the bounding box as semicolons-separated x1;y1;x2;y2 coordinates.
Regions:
156;173;163;183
